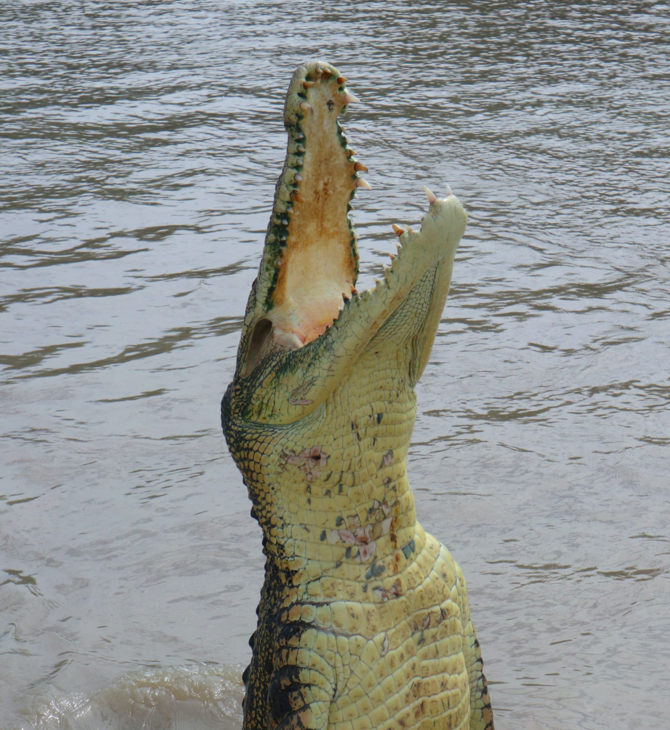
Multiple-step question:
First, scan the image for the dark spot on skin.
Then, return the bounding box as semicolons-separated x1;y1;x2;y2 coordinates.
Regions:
327;99;334;111
320;530;326;541
336;516;344;526
306;498;311;505
334;561;342;569
377;413;383;424
338;484;343;494
365;561;386;580
324;472;332;481
345;547;352;558
268;664;306;725
363;583;368;592
277;621;309;644
325;489;331;496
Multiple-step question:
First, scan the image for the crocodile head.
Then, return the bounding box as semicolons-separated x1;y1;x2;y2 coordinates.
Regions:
224;60;467;425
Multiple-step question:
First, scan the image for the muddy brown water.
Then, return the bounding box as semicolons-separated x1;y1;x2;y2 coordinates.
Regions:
1;2;669;729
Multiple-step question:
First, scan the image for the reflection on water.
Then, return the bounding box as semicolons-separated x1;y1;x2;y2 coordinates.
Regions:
1;1;669;729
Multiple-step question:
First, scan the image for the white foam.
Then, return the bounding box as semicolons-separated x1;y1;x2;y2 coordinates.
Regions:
22;665;244;730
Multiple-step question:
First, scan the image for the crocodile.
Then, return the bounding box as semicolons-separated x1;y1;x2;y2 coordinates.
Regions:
221;60;494;730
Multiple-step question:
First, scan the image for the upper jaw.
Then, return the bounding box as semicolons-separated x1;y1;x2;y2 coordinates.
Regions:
242;61;368;363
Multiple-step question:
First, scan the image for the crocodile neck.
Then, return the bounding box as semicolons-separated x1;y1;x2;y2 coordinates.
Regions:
226;310;430;598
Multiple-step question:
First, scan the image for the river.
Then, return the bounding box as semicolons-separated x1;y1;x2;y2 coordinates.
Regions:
1;1;669;728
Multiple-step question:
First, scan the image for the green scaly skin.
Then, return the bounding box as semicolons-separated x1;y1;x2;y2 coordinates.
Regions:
222;61;494;730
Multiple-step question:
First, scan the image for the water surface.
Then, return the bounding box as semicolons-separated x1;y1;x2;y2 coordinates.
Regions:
1;1;669;728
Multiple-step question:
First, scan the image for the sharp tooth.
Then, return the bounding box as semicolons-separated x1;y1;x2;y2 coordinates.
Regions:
294;173;302;182
392;224;404;236
299;101;312;112
356;178;372;190
337;76;347;84
389;253;396;260
354;162;368;172
290;191;306;203
445;183;453;197
303;81;314;88
423;185;437;204
296;144;305;153
342;92;360;104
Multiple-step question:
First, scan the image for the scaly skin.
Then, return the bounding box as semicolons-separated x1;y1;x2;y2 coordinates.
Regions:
222;61;494;730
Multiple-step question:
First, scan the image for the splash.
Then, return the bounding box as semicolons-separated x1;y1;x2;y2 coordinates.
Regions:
20;665;244;730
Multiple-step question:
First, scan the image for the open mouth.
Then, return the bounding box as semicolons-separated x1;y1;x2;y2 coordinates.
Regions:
241;61;465;385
